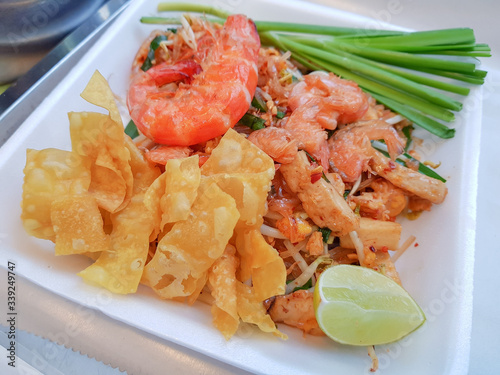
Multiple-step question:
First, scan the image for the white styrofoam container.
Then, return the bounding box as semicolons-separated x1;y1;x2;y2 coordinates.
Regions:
0;0;479;374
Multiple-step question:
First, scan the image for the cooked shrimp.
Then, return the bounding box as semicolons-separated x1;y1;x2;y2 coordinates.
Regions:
328;120;405;183
279;151;359;236
350;178;407;220
146;60;202;86
144;145;192;166
267;171;302;217
247;127;298;164
288;71;370;128
267;290;324;336
127;15;260;146
282;105;330;169
369;149;447;204
282;71;370;169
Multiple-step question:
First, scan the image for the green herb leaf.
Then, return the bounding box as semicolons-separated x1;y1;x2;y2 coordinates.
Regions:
141;34;169;72
276;110;286;119
125;120;140;139
372;145;447;183
251;95;268;112
319;228;332;243
402;125;414;151
238;113;266;130
407;153;447;182
287;277;313;292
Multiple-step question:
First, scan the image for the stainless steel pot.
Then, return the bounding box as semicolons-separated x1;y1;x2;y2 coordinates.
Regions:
0;0;106;83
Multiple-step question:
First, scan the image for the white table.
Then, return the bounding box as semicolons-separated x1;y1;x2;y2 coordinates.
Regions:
1;1;498;374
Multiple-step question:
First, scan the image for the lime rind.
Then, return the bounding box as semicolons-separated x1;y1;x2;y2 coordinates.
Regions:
314;264;426;346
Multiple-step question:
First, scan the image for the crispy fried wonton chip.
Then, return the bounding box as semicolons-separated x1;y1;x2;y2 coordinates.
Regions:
162;155;200;224
144;155;200;234
78;137;160;294
236;228;286;301
200;129;286;329
69;71;133;213
21;148;91;241
208;244;239;340
198;130;286;337
186;271;208;305
143;181;239;299
236;282;287;340
201;128;275;177
80;70;122;126
201;129;275;227
51;194;109;255
69;111;132;213
202;173;272;227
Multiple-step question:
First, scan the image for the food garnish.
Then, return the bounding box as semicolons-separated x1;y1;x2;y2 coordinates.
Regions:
313;265;426;346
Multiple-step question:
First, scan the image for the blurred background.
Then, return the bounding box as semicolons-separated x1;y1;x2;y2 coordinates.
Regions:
0;0;107;91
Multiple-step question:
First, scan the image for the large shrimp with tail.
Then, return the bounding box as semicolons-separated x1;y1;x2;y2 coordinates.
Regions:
283;71;370;170
127;15;260;146
328;120;405;183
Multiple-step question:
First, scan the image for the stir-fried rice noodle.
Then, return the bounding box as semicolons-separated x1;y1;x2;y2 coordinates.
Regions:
392;235;417;263
368;346;379;372
131;15;446;338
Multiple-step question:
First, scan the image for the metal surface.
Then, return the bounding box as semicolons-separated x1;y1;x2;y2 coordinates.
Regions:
0;0;106;52
0;267;251;375
0;0;132;146
0;0;107;82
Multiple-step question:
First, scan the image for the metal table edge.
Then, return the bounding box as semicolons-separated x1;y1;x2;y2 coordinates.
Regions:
0;0;132;147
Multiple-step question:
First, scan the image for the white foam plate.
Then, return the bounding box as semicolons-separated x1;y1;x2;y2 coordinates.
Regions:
0;0;479;374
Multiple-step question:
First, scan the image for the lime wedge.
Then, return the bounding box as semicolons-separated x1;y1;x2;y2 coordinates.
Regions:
313;264;425;346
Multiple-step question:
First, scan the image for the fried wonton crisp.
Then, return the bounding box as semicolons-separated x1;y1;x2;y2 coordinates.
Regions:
237;282;287;340
144;155;200;234
208;244;240;340
21;73;289;342
80;70;122;126
21;148;91;241
51;194;109;255
78;138;160;293
70;71;133;213
199;129;286;337
143;180;239;299
201;128;275;177
201;129;275;226
236;228;286;301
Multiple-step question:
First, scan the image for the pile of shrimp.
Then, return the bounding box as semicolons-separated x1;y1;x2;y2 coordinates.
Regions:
127;15;447;337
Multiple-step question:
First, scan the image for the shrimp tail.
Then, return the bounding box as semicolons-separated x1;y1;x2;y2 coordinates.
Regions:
315;142;331;172
386;136;405;161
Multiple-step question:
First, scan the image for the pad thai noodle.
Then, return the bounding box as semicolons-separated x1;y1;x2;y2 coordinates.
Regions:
20;13;450;371
128;14;446;336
